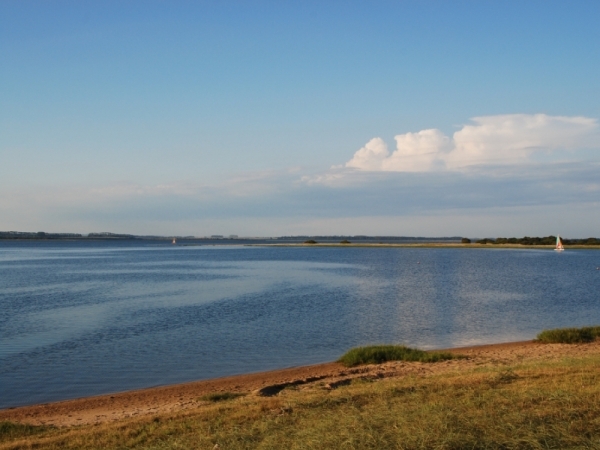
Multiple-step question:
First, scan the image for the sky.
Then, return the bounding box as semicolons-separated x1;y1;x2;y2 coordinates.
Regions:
1;1;599;237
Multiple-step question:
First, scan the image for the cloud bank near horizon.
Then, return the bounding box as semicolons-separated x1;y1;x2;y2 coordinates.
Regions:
344;114;600;172
2;113;600;237
2;160;600;236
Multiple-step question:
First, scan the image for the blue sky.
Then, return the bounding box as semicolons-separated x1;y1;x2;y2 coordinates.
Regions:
1;1;599;236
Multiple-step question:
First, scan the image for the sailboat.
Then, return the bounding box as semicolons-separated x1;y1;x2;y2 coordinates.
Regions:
172;238;177;245
554;235;564;252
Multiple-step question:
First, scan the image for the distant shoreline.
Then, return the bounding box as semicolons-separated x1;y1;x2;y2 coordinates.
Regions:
248;243;600;249
2;239;599;249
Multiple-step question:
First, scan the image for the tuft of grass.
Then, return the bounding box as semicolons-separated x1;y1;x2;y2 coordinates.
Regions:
537;326;600;343
200;392;244;402
337;345;455;367
0;421;50;442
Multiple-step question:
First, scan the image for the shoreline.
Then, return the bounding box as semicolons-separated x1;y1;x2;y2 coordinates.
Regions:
247;243;600;249
5;338;600;427
2;239;599;250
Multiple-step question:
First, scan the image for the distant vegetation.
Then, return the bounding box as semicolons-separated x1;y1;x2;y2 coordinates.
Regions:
461;238;471;243
87;232;137;239
537;326;600;344
278;235;463;242
0;231;83;240
303;239;317;244
340;239;351;244
338;345;456;367
475;235;600;246
0;231;194;241
0;231;137;240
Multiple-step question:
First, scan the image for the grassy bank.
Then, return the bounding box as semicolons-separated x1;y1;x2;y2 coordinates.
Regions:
3;354;600;449
338;344;456;366
537;326;600;344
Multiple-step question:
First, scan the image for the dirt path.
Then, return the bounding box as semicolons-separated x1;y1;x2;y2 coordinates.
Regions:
2;340;598;427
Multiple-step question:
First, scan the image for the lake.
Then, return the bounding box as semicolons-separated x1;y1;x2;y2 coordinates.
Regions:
1;240;599;408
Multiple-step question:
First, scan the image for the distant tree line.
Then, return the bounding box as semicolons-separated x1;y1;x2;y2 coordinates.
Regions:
278;235;463;242
0;231;136;240
0;231;83;239
471;236;600;246
87;232;137;239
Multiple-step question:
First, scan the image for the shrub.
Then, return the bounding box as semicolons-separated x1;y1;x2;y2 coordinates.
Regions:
304;239;317;244
536;326;600;344
338;345;455;367
461;238;471;244
340;240;351;244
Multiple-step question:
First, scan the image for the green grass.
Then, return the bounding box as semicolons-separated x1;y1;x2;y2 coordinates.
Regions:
199;392;244;402
537;326;600;343
0;421;50;443
337;345;456;367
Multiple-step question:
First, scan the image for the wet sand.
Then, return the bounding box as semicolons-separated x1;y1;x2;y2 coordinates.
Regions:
2;339;599;427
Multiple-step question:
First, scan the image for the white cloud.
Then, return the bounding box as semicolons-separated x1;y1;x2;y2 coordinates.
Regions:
345;137;390;171
345;130;450;172
389;129;451;171
343;114;600;172
448;114;599;167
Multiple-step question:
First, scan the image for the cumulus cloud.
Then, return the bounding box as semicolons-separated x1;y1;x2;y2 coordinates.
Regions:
448;114;599;167
345;130;451;172
345;137;390;171
344;114;599;172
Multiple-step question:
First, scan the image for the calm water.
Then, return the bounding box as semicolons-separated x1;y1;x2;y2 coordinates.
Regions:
1;241;599;408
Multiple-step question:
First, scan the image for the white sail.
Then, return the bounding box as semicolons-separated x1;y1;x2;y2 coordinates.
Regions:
555;234;564;251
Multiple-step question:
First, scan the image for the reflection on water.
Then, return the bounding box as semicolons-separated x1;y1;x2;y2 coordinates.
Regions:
1;242;599;408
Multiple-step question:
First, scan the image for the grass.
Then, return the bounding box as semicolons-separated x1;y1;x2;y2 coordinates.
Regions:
199;392;244;402
337;344;456;367
537;325;600;343
4;356;600;449
0;422;51;443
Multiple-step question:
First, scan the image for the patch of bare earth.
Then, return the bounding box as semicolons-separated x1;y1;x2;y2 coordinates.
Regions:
2;340;598;427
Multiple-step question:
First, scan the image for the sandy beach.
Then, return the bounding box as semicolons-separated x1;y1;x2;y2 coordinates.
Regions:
3;339;599;428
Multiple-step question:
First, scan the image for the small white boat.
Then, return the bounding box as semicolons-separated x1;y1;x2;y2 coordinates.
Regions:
172;238;177;245
554;234;564;252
